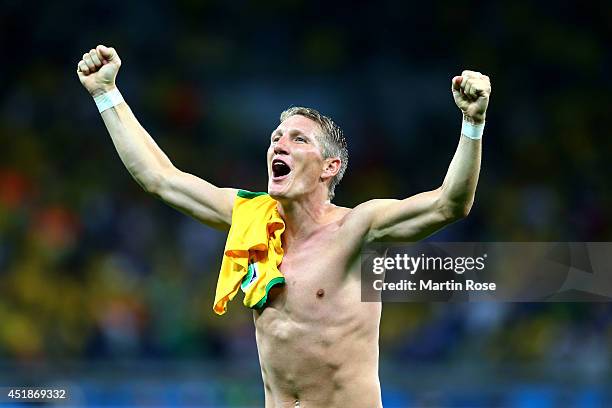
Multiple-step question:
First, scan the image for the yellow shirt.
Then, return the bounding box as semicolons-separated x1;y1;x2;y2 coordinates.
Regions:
213;190;285;315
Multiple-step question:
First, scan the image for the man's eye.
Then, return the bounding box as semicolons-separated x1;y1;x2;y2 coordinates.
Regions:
295;137;306;142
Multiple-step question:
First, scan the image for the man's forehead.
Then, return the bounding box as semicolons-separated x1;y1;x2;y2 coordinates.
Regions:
274;114;321;135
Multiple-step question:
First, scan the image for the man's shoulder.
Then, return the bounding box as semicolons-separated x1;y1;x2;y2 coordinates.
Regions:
331;200;380;228
321;201;386;248
338;199;392;218
335;199;398;230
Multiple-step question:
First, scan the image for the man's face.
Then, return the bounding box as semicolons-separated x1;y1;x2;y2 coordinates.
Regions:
267;115;327;200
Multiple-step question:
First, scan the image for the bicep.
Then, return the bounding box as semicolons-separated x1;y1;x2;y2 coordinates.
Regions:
365;188;457;242
154;168;237;231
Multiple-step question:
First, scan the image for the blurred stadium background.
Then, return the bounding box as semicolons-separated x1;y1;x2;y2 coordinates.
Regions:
0;0;611;406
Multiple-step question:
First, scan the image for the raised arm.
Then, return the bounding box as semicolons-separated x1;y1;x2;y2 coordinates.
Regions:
77;45;236;230
363;70;491;242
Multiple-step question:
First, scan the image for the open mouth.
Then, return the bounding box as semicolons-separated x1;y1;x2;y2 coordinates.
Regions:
272;158;291;179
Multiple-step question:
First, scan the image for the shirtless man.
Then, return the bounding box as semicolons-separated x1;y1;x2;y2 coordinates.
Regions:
77;45;490;407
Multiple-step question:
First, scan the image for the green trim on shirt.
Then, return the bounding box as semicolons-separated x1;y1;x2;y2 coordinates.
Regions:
253;277;286;309
241;263;256;291
237;189;268;199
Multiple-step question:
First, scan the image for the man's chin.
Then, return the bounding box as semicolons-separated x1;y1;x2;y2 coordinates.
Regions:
268;189;287;200
268;183;290;200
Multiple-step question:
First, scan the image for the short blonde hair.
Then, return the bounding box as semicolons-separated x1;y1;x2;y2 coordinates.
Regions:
279;106;348;200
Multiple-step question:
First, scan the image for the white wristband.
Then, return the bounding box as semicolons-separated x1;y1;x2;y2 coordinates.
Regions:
93;88;124;113
461;117;485;140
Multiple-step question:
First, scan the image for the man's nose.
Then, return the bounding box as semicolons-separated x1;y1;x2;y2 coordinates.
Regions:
273;136;290;155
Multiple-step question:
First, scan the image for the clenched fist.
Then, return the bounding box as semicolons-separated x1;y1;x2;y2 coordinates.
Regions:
452;70;491;124
77;45;121;96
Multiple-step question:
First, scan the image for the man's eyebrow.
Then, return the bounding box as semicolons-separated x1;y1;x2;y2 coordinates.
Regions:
270;129;309;140
288;129;308;138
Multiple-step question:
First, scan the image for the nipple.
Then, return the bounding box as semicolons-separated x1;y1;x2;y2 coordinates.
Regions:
316;289;325;298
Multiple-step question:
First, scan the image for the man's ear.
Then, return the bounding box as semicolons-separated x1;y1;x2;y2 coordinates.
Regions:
321;157;341;181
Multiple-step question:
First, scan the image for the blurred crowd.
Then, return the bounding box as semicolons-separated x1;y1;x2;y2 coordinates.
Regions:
0;0;611;398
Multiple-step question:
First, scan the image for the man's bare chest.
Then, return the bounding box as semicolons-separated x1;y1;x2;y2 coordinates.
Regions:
279;228;355;282
257;235;364;336
262;227;359;311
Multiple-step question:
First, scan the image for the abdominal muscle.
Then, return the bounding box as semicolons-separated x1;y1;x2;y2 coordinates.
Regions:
253;274;382;408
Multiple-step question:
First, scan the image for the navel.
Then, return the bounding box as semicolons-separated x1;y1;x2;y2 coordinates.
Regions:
316;288;325;298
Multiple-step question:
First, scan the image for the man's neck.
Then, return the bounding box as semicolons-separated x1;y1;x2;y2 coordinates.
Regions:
276;192;333;245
